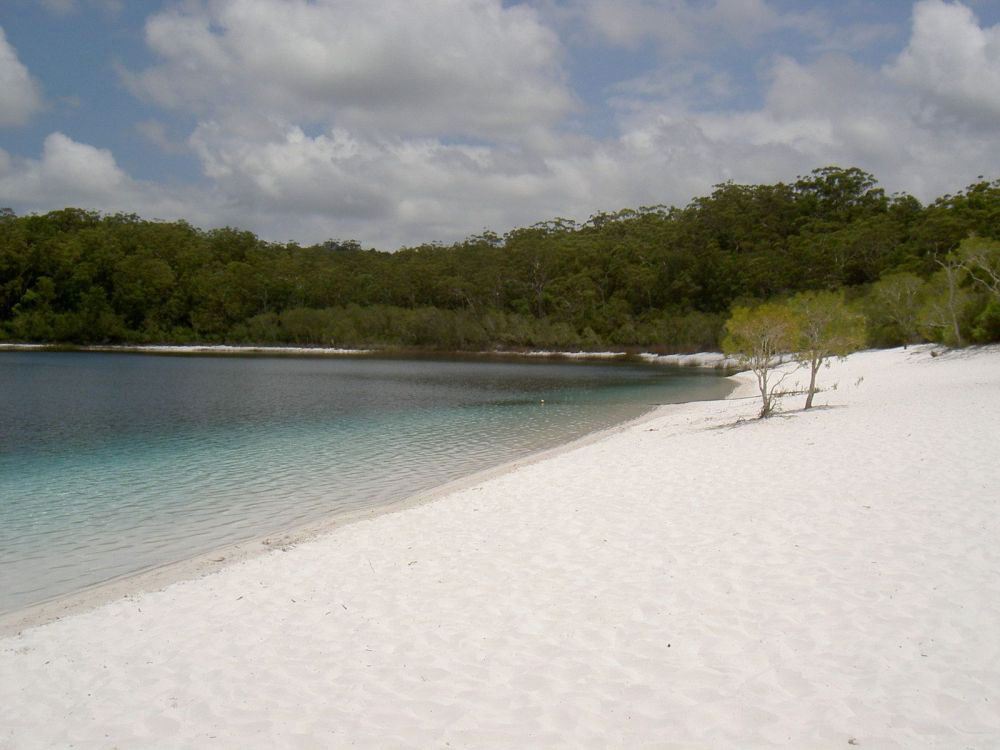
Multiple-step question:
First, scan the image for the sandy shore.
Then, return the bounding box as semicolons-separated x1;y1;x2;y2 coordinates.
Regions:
2;345;999;748
0;343;371;356
0;343;738;368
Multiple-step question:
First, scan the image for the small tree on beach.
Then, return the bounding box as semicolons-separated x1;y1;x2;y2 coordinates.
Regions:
722;303;800;418
789;290;866;409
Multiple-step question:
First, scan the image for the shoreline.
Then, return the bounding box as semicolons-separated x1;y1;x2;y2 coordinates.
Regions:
4;344;998;748
0;341;739;369
0;342;372;357
0;379;742;638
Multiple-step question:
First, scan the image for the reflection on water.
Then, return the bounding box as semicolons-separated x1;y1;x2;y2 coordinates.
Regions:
0;352;731;613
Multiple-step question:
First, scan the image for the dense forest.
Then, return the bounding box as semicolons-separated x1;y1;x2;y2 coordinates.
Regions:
2;167;998;351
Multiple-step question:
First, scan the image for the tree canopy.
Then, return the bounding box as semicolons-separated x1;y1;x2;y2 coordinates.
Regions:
2;167;999;351
722;303;800;418
788;290;866;410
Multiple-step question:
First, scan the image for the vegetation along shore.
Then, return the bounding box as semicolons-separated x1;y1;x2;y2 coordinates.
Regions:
2;167;998;353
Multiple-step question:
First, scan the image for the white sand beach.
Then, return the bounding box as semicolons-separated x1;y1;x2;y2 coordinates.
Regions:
0;343;372;356
1;345;998;749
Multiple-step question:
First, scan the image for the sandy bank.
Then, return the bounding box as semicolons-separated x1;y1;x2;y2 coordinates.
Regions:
0;343;371;356
1;343;737;369
1;345;999;749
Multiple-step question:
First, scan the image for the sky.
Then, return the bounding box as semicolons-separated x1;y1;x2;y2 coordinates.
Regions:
1;0;998;250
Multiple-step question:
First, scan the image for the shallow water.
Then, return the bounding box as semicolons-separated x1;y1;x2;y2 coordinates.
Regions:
0;351;731;613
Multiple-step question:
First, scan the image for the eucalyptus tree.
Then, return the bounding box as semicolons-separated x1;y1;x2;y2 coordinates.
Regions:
918;255;971;347
789;290;866;409
957;238;1000;300
869;272;926;347
722;303;800;418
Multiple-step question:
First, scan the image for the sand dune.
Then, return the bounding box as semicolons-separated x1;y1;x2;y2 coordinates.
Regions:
2;345;998;749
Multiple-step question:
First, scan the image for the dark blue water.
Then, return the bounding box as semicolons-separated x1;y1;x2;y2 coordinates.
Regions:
0;352;731;613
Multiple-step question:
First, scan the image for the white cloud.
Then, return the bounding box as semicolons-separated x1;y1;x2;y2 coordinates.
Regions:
0;133;211;226
609;64;736;111
607;46;999;205
135;119;189;155
0;133;127;203
189;123;394;219
5;1;999;251
0;27;44;127
887;0;1000;119
566;0;824;52
1;127;581;247
813;22;898;54
123;0;574;139
184;120;598;245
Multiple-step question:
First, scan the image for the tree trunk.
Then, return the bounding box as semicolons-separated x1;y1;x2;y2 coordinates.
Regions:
938;258;964;347
946;264;964;346
757;365;772;418
804;357;820;409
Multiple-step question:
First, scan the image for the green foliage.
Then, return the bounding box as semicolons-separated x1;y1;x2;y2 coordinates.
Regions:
788;290;866;408
956;237;1000;300
865;272;927;347
722;303;800;418
2;169;1000;349
917;261;975;347
910;238;1000;347
972;299;1000;342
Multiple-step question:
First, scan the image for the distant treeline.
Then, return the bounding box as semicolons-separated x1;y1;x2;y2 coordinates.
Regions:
2;166;999;351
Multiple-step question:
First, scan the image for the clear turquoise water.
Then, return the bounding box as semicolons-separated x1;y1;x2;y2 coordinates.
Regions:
0;352;731;614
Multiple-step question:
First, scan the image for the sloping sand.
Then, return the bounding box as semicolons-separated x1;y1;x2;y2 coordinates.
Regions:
1;345;998;749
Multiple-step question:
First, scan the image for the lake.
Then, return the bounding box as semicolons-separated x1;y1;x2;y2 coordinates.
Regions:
0;351;732;614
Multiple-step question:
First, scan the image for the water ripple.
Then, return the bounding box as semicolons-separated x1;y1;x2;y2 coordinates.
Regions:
0;352;730;613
